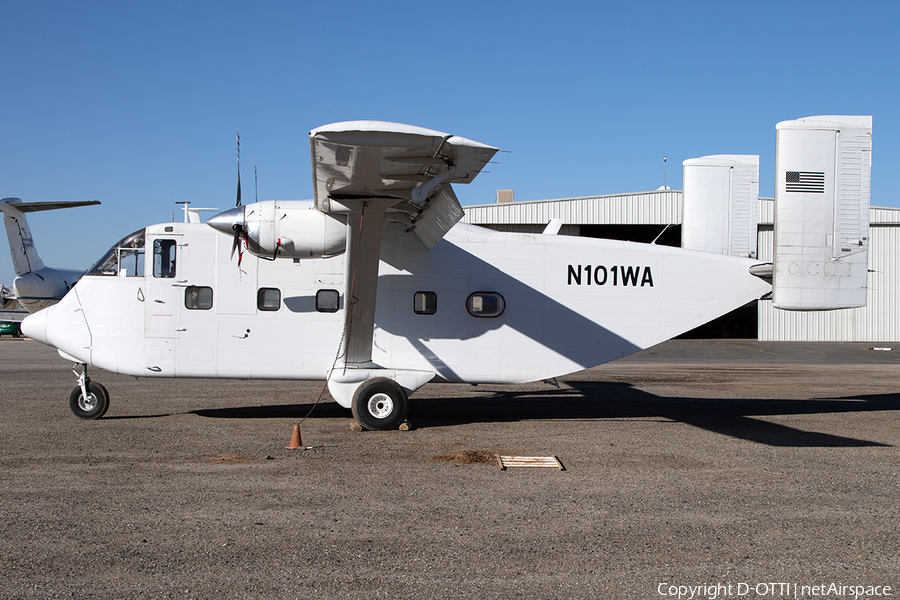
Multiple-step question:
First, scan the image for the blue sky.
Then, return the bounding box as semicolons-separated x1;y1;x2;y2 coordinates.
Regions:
2;0;897;285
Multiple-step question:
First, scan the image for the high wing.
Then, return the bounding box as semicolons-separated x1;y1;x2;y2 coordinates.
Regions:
308;121;497;402
309;121;497;249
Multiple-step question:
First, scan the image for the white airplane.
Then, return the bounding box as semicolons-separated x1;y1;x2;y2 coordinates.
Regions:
22;118;871;428
1;198;101;313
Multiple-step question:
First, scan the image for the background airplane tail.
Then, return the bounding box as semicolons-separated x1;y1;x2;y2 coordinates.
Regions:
1;198;101;276
1;198;44;276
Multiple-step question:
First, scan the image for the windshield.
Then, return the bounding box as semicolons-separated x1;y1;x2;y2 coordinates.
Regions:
85;229;146;277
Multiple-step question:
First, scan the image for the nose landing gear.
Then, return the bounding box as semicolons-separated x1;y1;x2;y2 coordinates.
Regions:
68;364;109;419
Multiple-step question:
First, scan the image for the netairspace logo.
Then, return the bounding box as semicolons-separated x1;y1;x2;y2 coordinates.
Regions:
657;582;893;600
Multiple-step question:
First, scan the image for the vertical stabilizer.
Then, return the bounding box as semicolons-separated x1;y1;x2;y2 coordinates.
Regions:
1;198;44;276
2;198;101;277
773;116;872;310
682;155;759;258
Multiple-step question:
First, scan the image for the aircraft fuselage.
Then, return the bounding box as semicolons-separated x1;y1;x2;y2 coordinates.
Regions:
26;218;771;403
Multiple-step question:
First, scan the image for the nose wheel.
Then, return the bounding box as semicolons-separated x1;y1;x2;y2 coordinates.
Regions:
68;364;110;419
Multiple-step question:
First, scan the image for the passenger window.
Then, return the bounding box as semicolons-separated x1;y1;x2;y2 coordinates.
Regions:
258;288;281;311
153;239;177;278
414;291;437;315
466;292;505;318
184;286;213;310
316;289;340;313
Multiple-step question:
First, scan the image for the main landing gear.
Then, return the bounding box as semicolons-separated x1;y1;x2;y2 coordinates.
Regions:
68;364;109;419
350;377;409;431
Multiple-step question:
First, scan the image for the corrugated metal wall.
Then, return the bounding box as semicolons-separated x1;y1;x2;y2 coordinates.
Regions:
462;190;681;226
759;224;900;341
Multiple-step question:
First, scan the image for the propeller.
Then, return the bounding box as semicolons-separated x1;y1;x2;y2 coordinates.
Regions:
231;132;245;264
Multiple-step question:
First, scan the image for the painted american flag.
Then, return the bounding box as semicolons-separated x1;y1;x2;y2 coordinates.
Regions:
785;171;825;193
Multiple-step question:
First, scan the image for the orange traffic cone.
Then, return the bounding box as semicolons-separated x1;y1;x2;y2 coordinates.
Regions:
285;424;302;449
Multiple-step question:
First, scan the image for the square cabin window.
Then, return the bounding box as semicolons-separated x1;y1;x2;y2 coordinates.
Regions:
152;239;177;278
257;288;281;311
184;286;213;310
316;289;340;313
413;291;437;315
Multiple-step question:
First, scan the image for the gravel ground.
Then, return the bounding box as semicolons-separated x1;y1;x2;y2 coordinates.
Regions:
1;338;898;599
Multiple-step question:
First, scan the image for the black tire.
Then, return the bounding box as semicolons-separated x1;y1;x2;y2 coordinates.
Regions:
68;381;110;420
351;378;409;431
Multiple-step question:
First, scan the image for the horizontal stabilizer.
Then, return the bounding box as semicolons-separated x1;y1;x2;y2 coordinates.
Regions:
10;200;101;213
772;116;872;310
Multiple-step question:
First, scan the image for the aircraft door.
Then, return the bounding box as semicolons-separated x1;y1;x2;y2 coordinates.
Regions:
172;231;218;376
145;237;183;338
142;236;182;375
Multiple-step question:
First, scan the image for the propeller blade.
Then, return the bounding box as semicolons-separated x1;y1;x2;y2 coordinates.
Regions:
235;132;242;208
230;223;242;260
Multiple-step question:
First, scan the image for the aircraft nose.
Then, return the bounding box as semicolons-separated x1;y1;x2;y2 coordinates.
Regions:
21;307;50;345
207;206;244;235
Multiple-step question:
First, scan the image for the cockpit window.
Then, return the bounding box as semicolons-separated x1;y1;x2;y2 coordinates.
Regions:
153;239;177;278
85;229;146;277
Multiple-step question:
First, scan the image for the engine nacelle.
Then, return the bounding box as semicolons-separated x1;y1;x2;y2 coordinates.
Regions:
1;284;17;310
209;200;347;259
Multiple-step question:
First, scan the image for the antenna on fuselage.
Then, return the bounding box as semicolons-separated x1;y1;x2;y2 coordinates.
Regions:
175;201;219;224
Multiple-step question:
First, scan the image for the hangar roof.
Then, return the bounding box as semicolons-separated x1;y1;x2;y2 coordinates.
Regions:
462;190;680;226
463;191;900;227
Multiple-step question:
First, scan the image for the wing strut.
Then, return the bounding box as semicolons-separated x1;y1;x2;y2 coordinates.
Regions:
303;122;497;408
339;200;386;367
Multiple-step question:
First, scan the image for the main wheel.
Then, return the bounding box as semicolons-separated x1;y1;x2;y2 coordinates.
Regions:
351;378;409;431
68;381;110;420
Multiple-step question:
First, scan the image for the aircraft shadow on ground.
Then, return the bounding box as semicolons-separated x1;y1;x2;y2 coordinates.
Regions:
188;381;898;448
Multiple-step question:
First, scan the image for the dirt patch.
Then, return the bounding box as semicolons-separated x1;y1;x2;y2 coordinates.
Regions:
431;450;498;464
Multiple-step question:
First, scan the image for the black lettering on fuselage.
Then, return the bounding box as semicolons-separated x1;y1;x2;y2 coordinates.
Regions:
567;264;654;287
622;266;639;286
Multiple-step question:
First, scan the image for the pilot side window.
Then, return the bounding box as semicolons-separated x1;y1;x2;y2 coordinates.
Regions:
184;286;213;310
153;239;177;278
316;289;340;313
258;288;281;311
413;291;437;315
119;247;145;277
